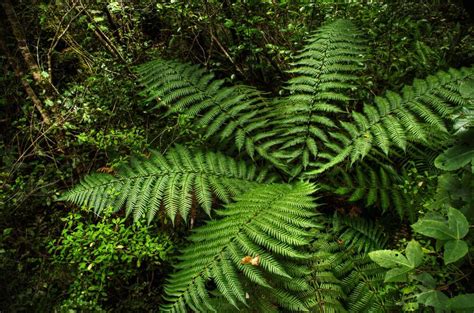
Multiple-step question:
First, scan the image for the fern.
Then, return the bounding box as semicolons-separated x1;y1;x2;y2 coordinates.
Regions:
338;254;393;313
136;25;474;179
333;214;388;254
269;19;366;173
206;283;281;313
308;216;394;312
308;231;347;313
61;145;274;223
161;182;318;312
308;67;474;175
136;23;473;178
63;17;474;313
325;163;411;218
136;59;280;164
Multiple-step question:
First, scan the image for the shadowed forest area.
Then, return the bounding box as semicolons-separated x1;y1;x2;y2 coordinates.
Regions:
1;1;474;312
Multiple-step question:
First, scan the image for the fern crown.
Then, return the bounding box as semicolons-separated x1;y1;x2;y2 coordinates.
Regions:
61;18;474;312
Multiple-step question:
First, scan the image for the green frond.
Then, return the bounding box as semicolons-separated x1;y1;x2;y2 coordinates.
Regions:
272;19;366;171
308;66;474;175
332;214;388;253
324;162;411;218
340;255;393;313
61;145;275;223
308;217;395;312
136;59;278;163
161;182;319;312
309;232;347;313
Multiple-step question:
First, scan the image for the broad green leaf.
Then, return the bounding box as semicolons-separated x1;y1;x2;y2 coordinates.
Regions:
417;290;449;309
413;273;436;289
384;267;411;282
428;173;474;216
444;240;468;264
435;144;474;172
453;111;474;136
405;240;423;268
447;207;469;239
448;293;474;310
368;250;411;268
411;219;454;240
435;129;474;171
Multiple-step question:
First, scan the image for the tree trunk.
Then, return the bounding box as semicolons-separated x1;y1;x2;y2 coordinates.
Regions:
1;0;49;90
0;0;51;126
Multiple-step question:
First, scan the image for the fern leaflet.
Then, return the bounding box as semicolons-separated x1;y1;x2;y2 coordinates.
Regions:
136;59;279;163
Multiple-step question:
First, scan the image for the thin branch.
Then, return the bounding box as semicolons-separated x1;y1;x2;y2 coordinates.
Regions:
0;33;52;126
47;4;83;83
76;0;126;63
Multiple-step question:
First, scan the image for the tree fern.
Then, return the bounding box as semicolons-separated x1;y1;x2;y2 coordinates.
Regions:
136;24;473;178
161;182;318;312
269;19;366;173
63;17;474;313
308;67;474;175
61;145;275;223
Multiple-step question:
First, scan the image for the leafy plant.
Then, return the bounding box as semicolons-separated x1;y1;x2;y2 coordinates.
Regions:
429;85;474;220
48;209;174;311
369;240;424;283
369;208;473;312
412;207;470;264
61;18;474;311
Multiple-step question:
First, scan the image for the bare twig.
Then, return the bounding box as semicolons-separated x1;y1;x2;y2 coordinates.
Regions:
47;4;84;84
209;29;246;78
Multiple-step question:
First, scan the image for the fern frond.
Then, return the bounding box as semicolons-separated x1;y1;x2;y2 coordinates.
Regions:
325;163;411;218
61;145;275;223
136;59;279;163
333;214;388;253
308;67;474;175
339;255;393;313
161;182;319;312
308;217;395;313
309;231;348;313
273;19;366;170
207;281;281;313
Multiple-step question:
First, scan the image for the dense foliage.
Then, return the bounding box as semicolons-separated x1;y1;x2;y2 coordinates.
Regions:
1;1;473;312
48;210;173;310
